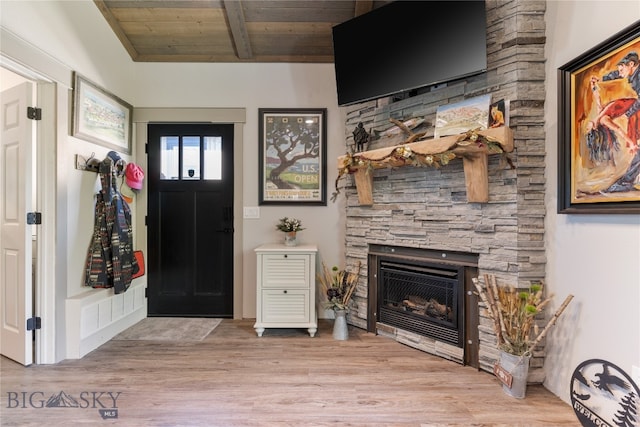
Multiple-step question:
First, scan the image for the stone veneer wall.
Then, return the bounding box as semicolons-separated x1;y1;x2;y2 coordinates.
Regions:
340;0;547;380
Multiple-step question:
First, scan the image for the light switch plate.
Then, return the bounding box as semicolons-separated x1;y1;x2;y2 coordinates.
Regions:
243;207;260;219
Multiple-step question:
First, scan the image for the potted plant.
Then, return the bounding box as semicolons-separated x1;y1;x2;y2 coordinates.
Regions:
473;274;574;398
317;261;361;340
275;217;304;246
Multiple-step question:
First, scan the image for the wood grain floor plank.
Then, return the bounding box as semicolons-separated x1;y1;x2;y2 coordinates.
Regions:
0;319;579;426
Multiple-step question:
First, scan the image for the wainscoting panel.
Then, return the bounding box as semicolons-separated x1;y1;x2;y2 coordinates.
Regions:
66;281;146;359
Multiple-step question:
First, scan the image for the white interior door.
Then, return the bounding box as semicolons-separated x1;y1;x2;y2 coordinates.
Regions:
0;82;33;365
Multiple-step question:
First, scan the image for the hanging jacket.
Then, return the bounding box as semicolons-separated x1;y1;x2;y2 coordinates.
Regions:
84;153;138;294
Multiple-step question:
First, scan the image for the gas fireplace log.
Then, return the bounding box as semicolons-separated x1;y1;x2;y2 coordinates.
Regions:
427;299;450;317
402;299;427;314
402;296;450;318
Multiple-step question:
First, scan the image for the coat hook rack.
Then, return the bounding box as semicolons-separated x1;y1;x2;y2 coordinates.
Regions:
75;152;100;172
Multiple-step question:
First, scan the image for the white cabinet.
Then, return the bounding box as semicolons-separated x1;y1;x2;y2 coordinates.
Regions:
254;244;318;337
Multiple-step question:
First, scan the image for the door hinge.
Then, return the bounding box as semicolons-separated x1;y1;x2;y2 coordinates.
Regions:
27;107;42;120
27;212;42;225
145;143;148;154
145;215;148;226
27;317;41;331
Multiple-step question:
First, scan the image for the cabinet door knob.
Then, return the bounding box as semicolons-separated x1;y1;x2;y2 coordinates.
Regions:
283;290;288;294
284;254;288;258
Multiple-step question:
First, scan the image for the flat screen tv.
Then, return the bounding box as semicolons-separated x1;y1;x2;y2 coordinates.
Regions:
332;1;488;106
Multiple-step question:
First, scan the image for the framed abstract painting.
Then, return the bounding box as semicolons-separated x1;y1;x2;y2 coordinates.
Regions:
558;21;640;214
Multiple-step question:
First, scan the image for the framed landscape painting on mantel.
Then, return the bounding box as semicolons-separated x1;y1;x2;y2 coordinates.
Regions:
558;20;640;214
258;108;327;205
434;94;491;139
72;72;133;155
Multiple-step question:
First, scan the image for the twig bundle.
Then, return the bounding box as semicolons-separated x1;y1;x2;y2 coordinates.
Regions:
473;274;573;356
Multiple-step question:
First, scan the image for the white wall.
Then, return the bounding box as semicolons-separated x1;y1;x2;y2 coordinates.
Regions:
0;0;135;93
130;62;346;318
544;1;640;403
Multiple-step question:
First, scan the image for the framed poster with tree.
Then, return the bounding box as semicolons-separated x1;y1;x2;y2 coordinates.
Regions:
258;108;327;205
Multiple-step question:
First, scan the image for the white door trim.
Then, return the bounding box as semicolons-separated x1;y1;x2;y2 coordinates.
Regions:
35;81;57;364
1;56;58;364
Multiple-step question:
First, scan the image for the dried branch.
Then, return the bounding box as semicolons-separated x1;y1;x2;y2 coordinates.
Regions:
528;294;574;352
341;261;362;307
485;273;506;346
473;277;502;345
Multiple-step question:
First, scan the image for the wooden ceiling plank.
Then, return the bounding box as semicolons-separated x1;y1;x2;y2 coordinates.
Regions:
129;36;235;49
119;21;231;36
252;48;333;58
223;0;253;60
251;54;333;63
134;54;238;62
134;45;236;56
245;21;334;35
250;35;333;49
246;1;353;9
134;54;333;63
93;0;140;60
108;7;226;22
242;1;355;23
354;0;373;17
103;1;223;8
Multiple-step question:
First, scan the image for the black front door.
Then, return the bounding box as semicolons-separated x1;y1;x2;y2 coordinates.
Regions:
147;123;234;317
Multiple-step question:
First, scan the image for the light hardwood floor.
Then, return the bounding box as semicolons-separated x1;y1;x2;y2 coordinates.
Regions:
1;319;579;426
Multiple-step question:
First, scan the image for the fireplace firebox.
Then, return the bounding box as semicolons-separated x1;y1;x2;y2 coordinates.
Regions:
378;260;462;347
367;245;480;367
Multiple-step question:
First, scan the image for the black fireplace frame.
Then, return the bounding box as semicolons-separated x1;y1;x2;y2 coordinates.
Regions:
367;244;480;367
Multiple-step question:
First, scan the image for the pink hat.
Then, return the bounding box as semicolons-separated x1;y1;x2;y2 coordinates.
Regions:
125;163;144;190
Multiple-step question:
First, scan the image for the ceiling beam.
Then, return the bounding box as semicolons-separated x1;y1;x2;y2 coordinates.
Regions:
354;0;373;17
222;0;253;59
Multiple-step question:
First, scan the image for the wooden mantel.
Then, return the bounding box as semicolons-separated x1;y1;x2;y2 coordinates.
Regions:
337;127;514;205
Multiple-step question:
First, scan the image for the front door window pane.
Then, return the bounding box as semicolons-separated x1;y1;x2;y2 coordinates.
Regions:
160;135;221;181
182;136;200;180
160;136;179;180
204;136;222;180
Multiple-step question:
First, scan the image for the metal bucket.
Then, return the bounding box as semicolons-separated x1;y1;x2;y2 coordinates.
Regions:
332;309;349;340
499;351;531;399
